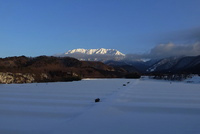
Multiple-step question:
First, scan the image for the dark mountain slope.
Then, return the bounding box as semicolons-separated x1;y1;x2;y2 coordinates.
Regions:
0;56;135;83
147;55;200;74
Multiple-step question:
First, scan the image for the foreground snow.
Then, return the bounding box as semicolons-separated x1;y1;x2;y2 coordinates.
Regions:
184;75;200;84
0;78;200;134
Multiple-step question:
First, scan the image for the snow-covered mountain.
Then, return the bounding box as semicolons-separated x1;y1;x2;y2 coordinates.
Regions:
146;57;181;72
65;48;125;56
59;48;125;61
146;55;200;73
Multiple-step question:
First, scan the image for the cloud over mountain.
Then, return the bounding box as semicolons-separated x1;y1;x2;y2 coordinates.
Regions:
125;42;200;60
159;27;200;44
149;42;200;58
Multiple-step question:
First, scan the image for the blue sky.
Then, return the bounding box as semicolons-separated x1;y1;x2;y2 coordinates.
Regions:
0;0;200;57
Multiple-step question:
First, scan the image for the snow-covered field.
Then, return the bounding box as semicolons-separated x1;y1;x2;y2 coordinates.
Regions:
0;78;200;134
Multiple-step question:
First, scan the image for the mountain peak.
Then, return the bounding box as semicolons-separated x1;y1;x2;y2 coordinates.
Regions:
65;48;125;56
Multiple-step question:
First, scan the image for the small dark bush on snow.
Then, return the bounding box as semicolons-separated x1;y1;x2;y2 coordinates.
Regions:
95;98;100;103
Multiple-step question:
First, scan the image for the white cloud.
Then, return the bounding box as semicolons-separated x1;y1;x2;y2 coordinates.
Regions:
125;42;200;60
149;42;200;58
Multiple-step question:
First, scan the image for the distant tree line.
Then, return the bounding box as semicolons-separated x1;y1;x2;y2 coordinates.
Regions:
149;73;192;81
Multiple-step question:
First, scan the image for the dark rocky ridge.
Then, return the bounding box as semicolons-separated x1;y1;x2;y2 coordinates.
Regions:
0;56;136;84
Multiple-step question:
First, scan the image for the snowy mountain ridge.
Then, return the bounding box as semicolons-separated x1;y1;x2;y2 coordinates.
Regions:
146;55;200;73
146;57;181;72
65;48;125;56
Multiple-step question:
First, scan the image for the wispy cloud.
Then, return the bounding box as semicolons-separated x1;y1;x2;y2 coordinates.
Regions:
125;27;200;60
126;42;200;60
158;27;200;44
148;42;200;58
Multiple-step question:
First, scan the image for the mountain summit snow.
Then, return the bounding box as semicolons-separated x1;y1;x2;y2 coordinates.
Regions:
59;48;125;61
65;48;125;56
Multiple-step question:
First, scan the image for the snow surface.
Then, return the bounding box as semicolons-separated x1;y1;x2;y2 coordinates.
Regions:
0;78;200;134
184;75;200;84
